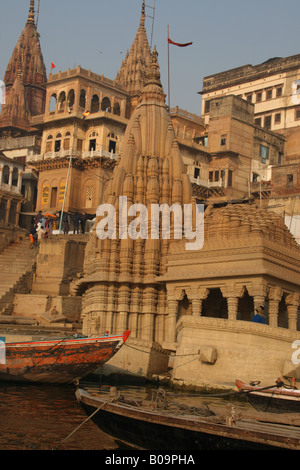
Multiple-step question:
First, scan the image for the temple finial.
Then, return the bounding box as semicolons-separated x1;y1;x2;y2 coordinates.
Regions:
27;0;35;25
140;0;145;27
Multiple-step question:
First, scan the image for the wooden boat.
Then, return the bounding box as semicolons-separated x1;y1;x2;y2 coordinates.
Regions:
236;379;300;414
75;386;300;450
0;330;130;384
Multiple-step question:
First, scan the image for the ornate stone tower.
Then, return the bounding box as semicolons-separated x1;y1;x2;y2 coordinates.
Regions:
0;0;47;136
80;49;197;344
116;0;152;113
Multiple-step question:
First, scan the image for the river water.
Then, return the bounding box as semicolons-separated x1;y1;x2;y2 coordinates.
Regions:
0;379;253;451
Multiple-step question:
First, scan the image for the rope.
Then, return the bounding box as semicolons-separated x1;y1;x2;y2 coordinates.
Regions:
52;396;112;450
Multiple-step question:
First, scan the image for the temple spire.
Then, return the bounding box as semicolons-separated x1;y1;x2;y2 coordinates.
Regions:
115;0;152;107
27;0;35;25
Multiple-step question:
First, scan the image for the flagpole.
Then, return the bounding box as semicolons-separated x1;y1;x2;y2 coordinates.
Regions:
167;24;170;110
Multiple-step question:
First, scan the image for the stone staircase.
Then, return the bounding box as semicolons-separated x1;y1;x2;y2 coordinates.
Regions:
0;238;38;316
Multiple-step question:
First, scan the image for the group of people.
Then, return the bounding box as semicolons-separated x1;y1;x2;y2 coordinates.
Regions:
29;211;53;248
62;211;88;235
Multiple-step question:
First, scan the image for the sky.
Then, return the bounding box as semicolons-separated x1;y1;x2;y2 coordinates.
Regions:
1;0;300;115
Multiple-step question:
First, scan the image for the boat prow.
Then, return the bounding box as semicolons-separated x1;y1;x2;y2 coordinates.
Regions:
0;330;130;384
236;378;300;414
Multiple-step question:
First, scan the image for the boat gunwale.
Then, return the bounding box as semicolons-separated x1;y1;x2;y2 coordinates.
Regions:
75;388;300;450
236;380;300;399
4;334;127;349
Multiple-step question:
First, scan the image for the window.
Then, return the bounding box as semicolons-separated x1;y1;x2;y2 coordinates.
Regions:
256;92;262;102
275;113;281;124
214;170;219;181
255;117;262;127
295;108;300;120
260;145;269;164
209;171;213;182
55;134;62;152
101;97;111;112
266;89;272;100
287;174;293;187
220;135;226;146
276;87;282;97
58;91;66;111
109;140;116;153
204;100;210;113
79;90;86;109
194;167;200;178
264;115;272;130
49;94;57;113
2;165;9;184
67;89;75;109
91;94;100;113
46;135;53;153
278;152;283;164
228;170;233;187
89;139;96;151
245;93;252;102
252;173;259;183
50;187;57;208
113;102;121;115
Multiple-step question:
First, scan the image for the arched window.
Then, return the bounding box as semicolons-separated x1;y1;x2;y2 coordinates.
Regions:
91;94;100;113
46;135;53;153
49;94;57;112
101;97;111;112
12;167;19;186
108;132;118;154
2;165;9;184
55;133;62;152
58;91;66;111
67;89;75;110
113;102;120;115
89;131;98;151
64;132;71;150
79;89;86;109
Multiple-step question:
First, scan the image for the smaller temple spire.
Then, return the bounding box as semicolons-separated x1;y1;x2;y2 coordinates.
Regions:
27;0;35;25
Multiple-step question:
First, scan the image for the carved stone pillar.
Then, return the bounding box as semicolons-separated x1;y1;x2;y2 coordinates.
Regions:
268;286;282;327
247;282;268;314
192;298;202;317
221;285;242;321
286;294;300;331
227;296;239;321
192;287;209;317
167;298;178;344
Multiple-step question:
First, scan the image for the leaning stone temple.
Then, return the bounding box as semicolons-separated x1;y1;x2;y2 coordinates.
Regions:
1;0;300;388
75;49;198;375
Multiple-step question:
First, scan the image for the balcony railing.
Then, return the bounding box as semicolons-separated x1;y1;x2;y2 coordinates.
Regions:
189;176;224;188
27;148;118;163
0;183;21;195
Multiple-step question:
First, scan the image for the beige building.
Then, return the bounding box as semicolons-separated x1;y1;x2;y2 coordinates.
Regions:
200;55;300;161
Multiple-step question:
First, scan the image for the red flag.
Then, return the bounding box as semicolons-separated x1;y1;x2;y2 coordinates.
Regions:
168;37;193;47
50;62;56;71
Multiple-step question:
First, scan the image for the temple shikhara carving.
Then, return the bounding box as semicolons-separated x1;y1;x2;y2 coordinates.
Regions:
0;0;300;388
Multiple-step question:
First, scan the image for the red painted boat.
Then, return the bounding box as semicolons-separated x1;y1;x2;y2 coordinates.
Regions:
0;331;130;384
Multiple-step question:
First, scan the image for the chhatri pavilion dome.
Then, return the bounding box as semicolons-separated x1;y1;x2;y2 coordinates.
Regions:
204;203;299;249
